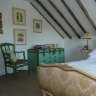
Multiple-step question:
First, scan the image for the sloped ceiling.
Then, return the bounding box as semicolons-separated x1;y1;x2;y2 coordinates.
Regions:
25;0;96;39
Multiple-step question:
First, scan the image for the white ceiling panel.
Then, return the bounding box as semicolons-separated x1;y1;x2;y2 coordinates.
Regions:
25;0;96;38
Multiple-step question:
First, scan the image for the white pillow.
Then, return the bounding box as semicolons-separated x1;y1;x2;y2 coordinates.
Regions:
7;51;17;62
89;49;96;56
88;55;96;59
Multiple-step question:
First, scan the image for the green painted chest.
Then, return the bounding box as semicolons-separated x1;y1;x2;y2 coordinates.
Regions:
28;48;65;71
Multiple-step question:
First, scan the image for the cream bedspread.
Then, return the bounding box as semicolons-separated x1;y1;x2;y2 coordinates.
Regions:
62;58;96;77
38;60;96;96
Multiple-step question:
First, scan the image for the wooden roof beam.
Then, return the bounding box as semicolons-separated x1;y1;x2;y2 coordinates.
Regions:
30;3;64;39
76;0;96;31
48;0;81;39
35;0;72;39
61;0;86;33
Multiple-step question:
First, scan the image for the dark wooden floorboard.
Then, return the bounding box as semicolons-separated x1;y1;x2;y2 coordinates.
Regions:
0;71;43;96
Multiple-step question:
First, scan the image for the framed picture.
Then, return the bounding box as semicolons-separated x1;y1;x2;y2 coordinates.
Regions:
0;13;3;34
12;7;26;25
33;19;42;33
13;29;26;45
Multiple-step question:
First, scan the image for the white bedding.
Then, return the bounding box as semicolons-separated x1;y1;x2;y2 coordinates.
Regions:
62;58;96;76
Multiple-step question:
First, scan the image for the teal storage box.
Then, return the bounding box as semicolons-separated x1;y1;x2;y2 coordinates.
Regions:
27;48;64;72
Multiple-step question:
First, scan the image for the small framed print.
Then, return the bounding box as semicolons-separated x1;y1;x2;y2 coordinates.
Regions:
12;7;26;25
0;13;3;34
13;29;26;45
33;19;42;33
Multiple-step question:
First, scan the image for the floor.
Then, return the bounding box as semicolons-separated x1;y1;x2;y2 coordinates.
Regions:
0;71;43;96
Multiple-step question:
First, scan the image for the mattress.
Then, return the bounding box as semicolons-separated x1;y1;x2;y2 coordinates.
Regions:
61;58;96;77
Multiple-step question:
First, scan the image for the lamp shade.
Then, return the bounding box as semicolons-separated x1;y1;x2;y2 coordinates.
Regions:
83;32;92;39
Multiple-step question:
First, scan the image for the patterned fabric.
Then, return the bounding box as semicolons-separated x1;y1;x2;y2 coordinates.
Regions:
7;51;17;62
37;64;96;96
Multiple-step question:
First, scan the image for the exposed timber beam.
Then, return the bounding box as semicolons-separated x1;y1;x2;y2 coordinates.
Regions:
30;3;64;39
35;0;72;39
48;0;81;39
61;0;86;33
76;0;96;31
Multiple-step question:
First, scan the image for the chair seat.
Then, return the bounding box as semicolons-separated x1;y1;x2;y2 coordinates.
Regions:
7;60;28;69
7;59;27;65
16;59;27;64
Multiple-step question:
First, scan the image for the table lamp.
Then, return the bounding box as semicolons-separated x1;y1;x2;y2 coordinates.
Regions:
83;32;92;49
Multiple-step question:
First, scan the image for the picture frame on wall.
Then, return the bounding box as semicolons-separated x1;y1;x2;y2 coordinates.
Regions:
13;29;26;45
0;12;3;34
12;7;26;25
33;19;42;33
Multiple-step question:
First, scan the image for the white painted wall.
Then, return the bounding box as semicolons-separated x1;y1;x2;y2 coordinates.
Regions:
0;0;95;75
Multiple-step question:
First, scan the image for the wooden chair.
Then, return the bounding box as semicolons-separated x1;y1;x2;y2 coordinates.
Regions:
0;43;28;75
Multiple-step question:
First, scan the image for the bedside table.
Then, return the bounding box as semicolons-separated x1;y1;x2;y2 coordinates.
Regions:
81;49;92;58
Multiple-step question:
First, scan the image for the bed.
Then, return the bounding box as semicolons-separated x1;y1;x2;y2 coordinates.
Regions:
37;53;96;96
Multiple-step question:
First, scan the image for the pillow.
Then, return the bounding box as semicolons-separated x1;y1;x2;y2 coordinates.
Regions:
88;55;96;59
7;51;17;62
89;49;96;56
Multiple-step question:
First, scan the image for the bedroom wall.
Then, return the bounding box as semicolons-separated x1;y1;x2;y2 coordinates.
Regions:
0;0;95;75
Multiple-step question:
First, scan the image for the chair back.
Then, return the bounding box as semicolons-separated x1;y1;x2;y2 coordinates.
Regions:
0;43;15;64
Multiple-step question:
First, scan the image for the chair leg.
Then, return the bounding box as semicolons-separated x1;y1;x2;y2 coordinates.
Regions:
13;65;16;77
5;65;7;76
